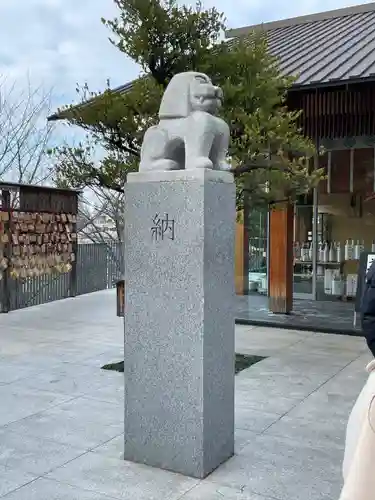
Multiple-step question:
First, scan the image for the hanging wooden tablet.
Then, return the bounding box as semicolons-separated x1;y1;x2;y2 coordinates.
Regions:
10;269;19;279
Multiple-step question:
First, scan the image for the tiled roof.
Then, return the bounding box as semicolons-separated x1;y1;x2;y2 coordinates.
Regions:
48;81;135;121
49;3;375;120
226;2;375;87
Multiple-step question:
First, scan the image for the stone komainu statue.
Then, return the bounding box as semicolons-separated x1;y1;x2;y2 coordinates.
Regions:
139;72;230;172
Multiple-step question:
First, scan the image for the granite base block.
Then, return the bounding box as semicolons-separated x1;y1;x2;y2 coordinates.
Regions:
124;170;236;478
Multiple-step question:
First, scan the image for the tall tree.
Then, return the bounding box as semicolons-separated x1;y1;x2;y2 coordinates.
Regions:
50;0;323;209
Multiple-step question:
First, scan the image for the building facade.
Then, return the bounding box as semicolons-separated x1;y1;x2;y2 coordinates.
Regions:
49;2;375;316
230;2;375;311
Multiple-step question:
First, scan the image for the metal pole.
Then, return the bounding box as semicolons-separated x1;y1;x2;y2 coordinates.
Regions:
1;190;11;313
312;186;318;300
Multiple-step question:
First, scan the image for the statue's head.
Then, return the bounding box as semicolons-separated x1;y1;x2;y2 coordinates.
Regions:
158;71;223;119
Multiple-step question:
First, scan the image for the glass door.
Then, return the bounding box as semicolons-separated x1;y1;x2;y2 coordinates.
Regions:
246;209;268;296
293;194;317;299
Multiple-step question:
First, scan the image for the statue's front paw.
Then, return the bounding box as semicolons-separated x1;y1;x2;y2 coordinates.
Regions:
186;157;213;170
217;161;231;171
154;159;181;171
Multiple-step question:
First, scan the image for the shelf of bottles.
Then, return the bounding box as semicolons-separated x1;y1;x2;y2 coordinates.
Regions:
294;239;374;298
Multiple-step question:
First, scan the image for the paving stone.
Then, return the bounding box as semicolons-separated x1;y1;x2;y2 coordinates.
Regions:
1;477;111;499
0;361;44;384
208;433;343;500
235;388;299;416
0;465;36;497
263;415;346;452
0;385;74;427
14;362;123;404
286;387;359;422
5;397;123;449
234;429;259;453
235;406;281;432
46;452;198;500
235;328;303;357
91;434;124;460
0;428;86;475
235;371;329;400
180;482;277;500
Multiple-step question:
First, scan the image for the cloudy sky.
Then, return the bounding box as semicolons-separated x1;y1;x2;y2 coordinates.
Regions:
0;0;373;119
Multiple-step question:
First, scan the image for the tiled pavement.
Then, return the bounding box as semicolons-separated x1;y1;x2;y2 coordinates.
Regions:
0;289;370;499
236;294;360;335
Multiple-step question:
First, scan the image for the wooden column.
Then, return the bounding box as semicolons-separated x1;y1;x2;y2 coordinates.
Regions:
268;203;294;314
235;220;245;294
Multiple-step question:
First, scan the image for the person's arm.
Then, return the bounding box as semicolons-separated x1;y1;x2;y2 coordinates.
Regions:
340;396;375;499
362;267;375;357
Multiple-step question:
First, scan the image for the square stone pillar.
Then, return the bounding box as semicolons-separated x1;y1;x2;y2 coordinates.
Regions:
124;169;235;479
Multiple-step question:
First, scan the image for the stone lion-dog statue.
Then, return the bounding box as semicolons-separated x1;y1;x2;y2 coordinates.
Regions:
139;71;230;172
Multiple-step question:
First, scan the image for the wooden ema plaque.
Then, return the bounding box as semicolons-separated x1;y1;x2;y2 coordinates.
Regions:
2;211;77;279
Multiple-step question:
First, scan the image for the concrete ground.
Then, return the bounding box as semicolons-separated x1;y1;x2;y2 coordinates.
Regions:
0;289;369;500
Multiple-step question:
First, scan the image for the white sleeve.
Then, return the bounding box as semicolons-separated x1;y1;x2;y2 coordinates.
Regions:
339;396;375;500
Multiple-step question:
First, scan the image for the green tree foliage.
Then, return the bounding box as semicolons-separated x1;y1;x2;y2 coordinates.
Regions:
50;0;323;209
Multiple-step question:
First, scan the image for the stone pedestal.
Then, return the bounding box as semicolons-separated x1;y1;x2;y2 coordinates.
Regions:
123;169;235;479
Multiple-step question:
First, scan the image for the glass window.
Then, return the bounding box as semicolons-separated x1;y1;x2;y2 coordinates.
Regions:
246;208;268;296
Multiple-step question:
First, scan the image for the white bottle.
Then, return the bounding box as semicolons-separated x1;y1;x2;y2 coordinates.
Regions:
324;269;332;294
323;243;329;263
354;240;361;260
308;243;313;261
301;243;308;262
372;240;375;252
336;242;342;262
299;243;304;261
345;239;353;261
361;240;365;254
319;243;325;263
329;243;335;262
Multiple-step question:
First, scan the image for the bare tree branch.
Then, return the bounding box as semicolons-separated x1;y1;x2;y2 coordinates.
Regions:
0;75;55;185
78;188;124;245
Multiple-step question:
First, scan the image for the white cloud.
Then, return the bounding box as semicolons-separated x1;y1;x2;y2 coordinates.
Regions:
0;0;373;120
